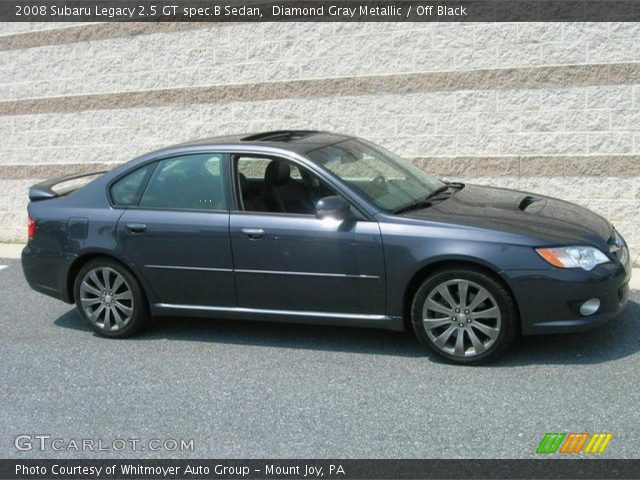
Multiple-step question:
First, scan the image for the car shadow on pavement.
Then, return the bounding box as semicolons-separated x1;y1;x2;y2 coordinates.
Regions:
54;298;640;364
53;309;426;358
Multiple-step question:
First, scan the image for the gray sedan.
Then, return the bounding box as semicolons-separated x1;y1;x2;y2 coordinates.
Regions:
22;131;631;364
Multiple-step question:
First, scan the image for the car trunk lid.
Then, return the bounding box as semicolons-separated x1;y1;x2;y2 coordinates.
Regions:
28;171;106;201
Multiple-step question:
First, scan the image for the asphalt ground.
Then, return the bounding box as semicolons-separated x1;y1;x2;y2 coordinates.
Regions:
1;257;639;459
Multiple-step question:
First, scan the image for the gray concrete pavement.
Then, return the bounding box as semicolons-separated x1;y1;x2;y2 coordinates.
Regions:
1;257;639;459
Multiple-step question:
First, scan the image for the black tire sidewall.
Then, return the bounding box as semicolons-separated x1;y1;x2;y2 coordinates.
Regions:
73;258;148;338
411;268;517;364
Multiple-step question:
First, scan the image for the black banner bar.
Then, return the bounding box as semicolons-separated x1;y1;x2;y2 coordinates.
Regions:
2;459;640;480
2;0;640;22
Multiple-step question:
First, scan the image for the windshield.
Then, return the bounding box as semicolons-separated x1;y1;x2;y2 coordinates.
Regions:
307;139;445;212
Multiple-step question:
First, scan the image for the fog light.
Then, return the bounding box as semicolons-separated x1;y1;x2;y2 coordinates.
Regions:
580;298;600;316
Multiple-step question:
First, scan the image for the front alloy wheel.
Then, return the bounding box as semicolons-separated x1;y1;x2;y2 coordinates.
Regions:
423;279;501;357
411;268;517;364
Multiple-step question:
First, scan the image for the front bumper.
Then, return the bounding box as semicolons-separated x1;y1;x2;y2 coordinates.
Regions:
505;260;631;335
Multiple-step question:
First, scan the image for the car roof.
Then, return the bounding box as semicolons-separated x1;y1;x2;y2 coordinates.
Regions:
172;130;355;154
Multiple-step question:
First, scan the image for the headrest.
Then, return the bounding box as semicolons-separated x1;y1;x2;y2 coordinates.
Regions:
264;161;291;186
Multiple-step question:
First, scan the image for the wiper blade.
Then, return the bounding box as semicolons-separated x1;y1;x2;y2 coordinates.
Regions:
392;182;464;214
423;182;465;201
423;185;452;201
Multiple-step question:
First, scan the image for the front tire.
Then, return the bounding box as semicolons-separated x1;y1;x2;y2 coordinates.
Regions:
411;267;517;364
74;258;149;338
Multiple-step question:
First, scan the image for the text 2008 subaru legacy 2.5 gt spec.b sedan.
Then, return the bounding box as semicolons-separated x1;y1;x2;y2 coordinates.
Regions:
22;131;631;364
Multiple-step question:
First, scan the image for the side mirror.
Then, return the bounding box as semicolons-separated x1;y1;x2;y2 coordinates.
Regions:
315;196;351;220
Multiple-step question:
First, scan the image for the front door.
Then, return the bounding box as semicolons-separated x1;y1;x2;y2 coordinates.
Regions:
229;155;385;315
230;214;385;314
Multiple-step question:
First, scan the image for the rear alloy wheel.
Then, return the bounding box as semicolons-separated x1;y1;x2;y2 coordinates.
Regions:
411;268;517;364
74;259;149;338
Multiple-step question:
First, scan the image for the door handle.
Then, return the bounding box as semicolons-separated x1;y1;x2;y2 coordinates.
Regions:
241;228;265;240
125;223;147;234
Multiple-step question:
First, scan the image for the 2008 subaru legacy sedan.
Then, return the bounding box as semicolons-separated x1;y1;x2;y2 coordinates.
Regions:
22;130;631;364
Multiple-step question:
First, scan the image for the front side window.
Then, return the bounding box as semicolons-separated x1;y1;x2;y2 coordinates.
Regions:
306;139;444;212
235;155;337;215
139;154;226;211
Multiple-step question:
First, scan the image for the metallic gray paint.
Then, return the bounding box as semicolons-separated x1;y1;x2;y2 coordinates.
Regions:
22;132;631;336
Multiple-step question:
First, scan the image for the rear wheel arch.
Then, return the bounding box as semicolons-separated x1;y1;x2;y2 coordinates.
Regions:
66;253;141;303
72;256;151;337
402;258;521;331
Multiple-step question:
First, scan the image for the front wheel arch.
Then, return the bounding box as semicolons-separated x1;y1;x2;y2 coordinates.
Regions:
410;266;519;363
402;259;521;333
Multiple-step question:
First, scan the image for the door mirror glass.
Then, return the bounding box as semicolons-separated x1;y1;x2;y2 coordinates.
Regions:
315;196;351;220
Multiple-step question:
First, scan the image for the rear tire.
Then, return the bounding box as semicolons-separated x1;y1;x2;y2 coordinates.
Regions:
411;267;517;365
74;258;150;338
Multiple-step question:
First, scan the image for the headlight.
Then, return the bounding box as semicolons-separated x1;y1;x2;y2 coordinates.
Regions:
535;246;610;271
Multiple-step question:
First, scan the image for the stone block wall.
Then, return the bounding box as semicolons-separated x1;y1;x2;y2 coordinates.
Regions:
0;22;638;264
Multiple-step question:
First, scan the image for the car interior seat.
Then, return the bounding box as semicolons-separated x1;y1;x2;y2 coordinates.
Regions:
260;160;314;214
239;173;266;211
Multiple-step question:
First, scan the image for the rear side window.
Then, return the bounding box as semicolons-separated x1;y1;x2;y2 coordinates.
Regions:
139;154;226;211
110;166;150;206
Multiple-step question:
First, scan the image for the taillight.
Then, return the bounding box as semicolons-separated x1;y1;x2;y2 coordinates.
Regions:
28;215;35;239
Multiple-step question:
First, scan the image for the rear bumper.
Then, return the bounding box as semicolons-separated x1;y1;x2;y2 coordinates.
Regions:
505;261;630;335
21;244;73;303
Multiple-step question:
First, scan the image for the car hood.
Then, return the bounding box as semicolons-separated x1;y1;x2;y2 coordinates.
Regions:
399;184;612;246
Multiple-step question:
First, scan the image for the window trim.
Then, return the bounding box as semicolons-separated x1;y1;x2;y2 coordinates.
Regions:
106;147;378;220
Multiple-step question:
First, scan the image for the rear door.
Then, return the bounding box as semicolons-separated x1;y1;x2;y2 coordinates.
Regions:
115;153;235;307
